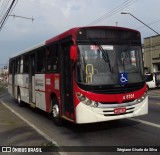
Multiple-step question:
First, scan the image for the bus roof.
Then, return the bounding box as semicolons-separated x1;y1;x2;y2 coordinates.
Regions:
10;26;140;59
10;42;45;59
46;26;140;45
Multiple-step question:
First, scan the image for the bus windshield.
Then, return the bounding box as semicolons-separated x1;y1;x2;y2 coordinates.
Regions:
76;44;144;85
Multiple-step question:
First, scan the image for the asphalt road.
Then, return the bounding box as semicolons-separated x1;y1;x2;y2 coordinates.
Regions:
0;91;160;155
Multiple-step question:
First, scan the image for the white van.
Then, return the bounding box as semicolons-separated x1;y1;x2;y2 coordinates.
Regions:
145;73;156;89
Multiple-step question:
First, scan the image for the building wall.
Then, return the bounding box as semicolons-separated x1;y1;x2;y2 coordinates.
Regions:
144;35;160;73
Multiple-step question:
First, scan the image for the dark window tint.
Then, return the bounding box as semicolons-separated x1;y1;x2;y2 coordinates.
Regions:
46;44;59;73
36;48;45;73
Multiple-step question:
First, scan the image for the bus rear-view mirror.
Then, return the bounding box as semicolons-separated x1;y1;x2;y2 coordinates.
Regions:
70;45;78;62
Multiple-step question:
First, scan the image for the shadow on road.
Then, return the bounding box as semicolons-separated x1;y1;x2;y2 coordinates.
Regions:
62;119;139;133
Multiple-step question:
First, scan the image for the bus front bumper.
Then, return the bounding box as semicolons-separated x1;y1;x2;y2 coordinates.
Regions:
75;96;148;124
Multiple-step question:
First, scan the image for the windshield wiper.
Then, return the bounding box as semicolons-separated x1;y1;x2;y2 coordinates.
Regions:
88;38;112;72
94;41;112;72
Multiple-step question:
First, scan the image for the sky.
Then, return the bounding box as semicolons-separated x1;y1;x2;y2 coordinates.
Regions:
0;0;160;65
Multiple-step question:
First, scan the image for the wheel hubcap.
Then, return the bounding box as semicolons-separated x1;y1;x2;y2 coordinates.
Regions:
52;104;59;118
18;94;20;103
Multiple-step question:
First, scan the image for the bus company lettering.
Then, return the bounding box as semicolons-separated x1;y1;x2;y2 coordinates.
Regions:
54;76;59;90
46;78;51;85
26;77;29;84
35;79;44;86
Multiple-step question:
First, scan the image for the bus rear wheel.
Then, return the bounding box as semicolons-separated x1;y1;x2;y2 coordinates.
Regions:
51;98;62;126
17;90;23;107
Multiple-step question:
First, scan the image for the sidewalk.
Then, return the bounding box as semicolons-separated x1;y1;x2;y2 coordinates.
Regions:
0;91;60;154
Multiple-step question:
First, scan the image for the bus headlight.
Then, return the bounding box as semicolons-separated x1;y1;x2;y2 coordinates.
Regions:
79;95;86;101
86;99;92;105
137;92;147;103
76;92;99;107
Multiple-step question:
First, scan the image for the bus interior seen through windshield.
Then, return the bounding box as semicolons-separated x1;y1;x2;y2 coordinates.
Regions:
76;44;144;85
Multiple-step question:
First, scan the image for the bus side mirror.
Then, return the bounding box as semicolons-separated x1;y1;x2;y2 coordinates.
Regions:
70;45;78;62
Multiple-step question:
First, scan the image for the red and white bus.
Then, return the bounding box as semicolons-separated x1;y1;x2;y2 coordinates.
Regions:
8;26;148;125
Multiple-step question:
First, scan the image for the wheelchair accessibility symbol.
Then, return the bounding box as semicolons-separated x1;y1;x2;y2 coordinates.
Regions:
119;73;128;84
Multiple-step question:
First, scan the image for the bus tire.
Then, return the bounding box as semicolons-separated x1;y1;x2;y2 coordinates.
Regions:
51;98;62;126
17;89;23;107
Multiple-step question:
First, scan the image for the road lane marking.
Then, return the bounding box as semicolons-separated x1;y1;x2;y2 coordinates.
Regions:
128;118;160;129
1;100;58;144
0;100;67;155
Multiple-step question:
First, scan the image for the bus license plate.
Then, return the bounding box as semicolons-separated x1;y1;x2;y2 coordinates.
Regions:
114;108;126;114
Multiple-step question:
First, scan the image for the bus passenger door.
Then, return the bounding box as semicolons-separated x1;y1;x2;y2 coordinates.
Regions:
29;54;36;104
59;43;74;120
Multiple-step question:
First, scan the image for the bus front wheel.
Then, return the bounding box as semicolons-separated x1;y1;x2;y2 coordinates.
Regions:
51;98;62;126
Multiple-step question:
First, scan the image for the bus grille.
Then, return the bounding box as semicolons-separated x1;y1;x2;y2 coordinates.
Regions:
100;100;135;104
92;102;137;117
103;108;134;116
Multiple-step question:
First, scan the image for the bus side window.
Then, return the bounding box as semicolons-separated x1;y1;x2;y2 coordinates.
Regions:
15;57;21;74
23;55;29;73
9;59;13;74
46;44;59;73
36;48;45;73
31;54;35;75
